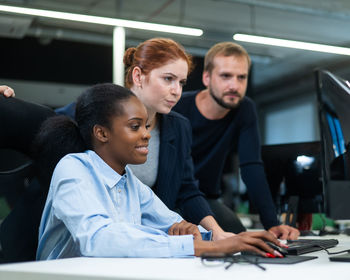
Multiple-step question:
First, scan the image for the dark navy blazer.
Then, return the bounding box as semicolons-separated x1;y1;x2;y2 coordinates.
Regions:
156;111;213;224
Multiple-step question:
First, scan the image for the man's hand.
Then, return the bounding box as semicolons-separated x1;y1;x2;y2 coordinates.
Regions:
268;224;300;240
0;85;15;97
168;220;202;240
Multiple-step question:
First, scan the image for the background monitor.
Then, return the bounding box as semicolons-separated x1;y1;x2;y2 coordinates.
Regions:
315;69;350;220
261;141;323;217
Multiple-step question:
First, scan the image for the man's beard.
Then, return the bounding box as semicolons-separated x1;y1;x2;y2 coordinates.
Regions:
209;87;242;109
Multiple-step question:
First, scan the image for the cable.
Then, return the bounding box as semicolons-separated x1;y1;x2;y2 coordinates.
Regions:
316;244;350;255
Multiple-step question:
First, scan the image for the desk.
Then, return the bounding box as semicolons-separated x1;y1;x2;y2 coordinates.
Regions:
1;235;350;280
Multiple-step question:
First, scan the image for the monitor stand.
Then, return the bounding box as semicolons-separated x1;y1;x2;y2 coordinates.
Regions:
284;196;298;228
284;196;317;236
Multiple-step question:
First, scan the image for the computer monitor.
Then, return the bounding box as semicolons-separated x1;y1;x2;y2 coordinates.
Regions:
315;69;350;220
261;141;323;217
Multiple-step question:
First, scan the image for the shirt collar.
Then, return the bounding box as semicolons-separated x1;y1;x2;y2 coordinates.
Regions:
87;150;126;189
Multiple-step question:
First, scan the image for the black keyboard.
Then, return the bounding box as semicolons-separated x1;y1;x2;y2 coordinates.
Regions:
286;238;339;255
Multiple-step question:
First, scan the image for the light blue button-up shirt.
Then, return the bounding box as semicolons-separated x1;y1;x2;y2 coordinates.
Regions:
37;150;194;260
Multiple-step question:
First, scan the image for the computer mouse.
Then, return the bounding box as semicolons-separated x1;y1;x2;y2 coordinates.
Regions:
265;241;288;257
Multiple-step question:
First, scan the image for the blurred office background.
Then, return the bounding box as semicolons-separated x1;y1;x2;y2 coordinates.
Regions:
2;0;350;144
1;0;350;225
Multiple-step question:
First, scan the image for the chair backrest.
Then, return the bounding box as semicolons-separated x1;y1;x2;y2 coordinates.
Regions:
0;95;55;153
0;149;33;208
0;95;55;262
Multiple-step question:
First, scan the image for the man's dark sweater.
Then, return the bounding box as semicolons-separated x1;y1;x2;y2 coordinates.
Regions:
173;91;279;229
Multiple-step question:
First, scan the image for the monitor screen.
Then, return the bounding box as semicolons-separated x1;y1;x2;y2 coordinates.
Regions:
261;141;323;215
315;69;350;220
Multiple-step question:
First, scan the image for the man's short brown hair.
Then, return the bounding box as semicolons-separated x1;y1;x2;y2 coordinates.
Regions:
204;42;251;73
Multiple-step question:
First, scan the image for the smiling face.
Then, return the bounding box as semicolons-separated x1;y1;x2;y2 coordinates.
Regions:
133;58;188;116
100;96;150;174
203;55;249;109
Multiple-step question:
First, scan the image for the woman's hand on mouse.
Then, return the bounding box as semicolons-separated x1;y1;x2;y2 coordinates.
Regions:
193;230;282;257
237;231;284;257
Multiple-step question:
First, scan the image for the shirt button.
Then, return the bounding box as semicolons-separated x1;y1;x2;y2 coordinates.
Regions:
118;189;122;193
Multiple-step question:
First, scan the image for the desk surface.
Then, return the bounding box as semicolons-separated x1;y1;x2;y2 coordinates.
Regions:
1;235;350;280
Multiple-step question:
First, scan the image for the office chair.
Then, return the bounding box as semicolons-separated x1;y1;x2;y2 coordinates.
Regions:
0;149;33;209
0;95;55;262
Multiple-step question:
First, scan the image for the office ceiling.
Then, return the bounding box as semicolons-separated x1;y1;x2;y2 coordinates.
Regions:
1;0;350;102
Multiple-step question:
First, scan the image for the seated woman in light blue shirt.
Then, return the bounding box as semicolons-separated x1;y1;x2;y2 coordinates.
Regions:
36;83;283;259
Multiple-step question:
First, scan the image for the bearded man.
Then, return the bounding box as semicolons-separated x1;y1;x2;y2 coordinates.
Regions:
173;42;299;240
